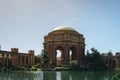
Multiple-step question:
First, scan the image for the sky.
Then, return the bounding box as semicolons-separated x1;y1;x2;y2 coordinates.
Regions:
0;0;120;55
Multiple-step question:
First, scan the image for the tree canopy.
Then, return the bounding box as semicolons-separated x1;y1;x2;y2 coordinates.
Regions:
86;48;106;70
41;49;49;70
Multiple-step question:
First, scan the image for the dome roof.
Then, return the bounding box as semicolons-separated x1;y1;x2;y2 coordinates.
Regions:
52;26;76;32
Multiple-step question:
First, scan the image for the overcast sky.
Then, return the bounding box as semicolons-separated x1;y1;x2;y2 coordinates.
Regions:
0;0;120;55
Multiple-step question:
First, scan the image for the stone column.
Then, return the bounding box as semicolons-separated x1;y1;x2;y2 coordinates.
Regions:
116;56;120;68
28;55;30;66
79;46;85;64
29;55;32;66
30;55;32;66
24;56;26;66
20;56;22;67
2;54;5;67
31;55;34;65
16;55;18;68
118;56;120;68
12;55;16;67
6;54;9;67
52;48;56;67
115;58;117;68
62;45;69;67
14;55;17;68
11;54;13;66
32;55;34;65
48;45;53;66
32;55;33;65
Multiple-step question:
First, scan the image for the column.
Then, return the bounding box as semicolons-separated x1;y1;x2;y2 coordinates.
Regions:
115;56;118;68
32;55;34;65
28;56;30;66
52;50;56;67
31;55;33;65
118;56;120;68
24;56;26;66
2;54;5;67
62;45;69;67
20;56;22;67
14;55;16;67
11;54;15;67
32;55;33;65
28;55;31;66
0;53;1;67
16;55;18;68
6;54;9;67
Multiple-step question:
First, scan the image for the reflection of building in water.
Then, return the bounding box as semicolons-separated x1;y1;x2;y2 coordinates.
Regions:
44;26;85;67
0;48;34;68
43;71;69;80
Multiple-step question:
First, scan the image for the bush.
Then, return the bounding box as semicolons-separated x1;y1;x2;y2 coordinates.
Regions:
54;67;69;71
31;66;37;71
112;73;120;80
31;64;39;71
70;60;79;70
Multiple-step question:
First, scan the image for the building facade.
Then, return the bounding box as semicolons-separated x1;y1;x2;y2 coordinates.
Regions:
43;26;85;67
0;48;34;68
115;52;120;68
102;52;120;68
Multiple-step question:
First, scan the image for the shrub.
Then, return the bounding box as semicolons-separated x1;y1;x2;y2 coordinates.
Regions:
70;60;79;70
31;64;39;71
112;73;120;80
54;67;69;71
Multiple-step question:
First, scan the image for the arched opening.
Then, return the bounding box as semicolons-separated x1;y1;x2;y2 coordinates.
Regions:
69;47;78;61
69;50;72;61
55;46;63;67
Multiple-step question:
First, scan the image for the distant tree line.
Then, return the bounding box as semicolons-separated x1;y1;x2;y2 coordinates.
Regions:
85;48;107;71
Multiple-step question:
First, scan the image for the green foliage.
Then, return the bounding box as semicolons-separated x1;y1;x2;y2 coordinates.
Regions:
86;48;106;70
41;49;50;69
70;60;79;70
34;55;41;64
54;67;69;71
101;50;113;57
112;73;120;80
31;64;39;71
107;50;113;57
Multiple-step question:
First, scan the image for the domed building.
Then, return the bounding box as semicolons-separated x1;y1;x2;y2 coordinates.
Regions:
43;26;85;67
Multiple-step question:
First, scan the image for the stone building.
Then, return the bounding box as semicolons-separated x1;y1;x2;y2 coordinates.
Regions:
0;48;34;68
43;26;85;67
103;56;116;68
102;52;120;68
115;52;120;68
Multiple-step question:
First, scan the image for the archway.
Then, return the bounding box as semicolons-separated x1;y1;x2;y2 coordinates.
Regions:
55;46;63;67
69;46;78;61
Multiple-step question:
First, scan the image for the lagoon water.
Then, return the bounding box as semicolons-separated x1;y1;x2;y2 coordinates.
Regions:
0;71;115;80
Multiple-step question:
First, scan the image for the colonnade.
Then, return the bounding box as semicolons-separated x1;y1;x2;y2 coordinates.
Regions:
0;48;34;68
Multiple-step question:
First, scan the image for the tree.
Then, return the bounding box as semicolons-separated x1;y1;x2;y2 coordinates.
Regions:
107;50;113;57
70;60;79;70
101;50;113;57
112;73;120;80
34;55;41;64
41;49;49;70
86;48;106;70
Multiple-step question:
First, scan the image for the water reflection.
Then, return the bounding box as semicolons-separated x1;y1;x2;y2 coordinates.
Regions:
43;71;115;80
0;71;115;80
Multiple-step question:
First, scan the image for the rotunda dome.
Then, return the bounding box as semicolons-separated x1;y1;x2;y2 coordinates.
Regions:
52;26;76;32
